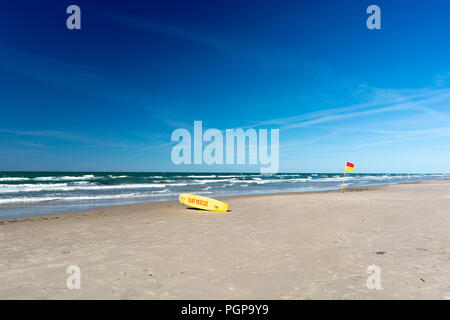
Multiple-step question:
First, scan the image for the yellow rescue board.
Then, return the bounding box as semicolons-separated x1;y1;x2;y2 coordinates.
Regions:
179;194;228;212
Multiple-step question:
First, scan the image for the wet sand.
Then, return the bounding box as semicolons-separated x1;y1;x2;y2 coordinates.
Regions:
0;180;449;299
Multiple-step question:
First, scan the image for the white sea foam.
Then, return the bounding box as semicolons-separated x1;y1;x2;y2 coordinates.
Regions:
186;175;217;178
216;175;244;178
0;183;69;193
0;177;30;181
0;192;179;205
0;183;166;193
33;175;96;181
192;179;232;184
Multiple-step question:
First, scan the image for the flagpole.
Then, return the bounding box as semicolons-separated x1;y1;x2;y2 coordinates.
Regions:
341;170;346;192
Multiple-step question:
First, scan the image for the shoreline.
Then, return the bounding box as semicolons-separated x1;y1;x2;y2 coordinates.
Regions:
1;178;447;223
1;179;449;299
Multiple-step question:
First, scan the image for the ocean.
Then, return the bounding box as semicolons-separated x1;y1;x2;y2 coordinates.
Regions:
0;172;448;219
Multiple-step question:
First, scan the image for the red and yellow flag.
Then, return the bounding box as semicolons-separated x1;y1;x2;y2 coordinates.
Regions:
342;161;354;192
345;162;354;172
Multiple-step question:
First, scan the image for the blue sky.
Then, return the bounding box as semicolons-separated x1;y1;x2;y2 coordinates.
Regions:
0;0;449;172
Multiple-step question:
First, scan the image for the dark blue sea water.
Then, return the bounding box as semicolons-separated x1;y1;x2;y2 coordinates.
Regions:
0;172;448;219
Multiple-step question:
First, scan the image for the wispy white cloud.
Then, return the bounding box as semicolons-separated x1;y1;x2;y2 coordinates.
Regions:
100;11;330;78
16;142;47;149
273;85;450;162
0;45;169;112
102;12;227;52
0;129;127;148
248;87;450;130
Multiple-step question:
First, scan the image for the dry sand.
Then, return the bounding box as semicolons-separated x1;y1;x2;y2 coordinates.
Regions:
0;180;449;299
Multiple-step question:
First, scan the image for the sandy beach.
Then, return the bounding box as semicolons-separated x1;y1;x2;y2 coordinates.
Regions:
0;180;449;299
